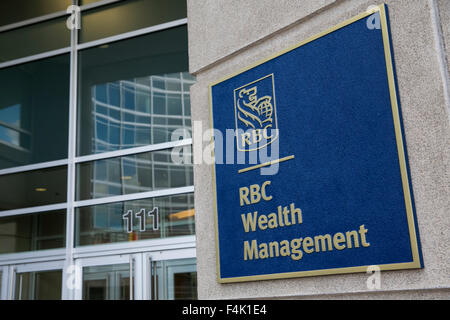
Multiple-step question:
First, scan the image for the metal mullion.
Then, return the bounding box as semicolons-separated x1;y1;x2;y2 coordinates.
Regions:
0;159;69;176
0;0;122;34
62;7;79;299
73;235;196;259
0;249;66;266
74;138;192;164
0;11;70;34
79;0;123;12
76;18;187;51
74;185;194;208
0;266;7;300
0;47;71;70
0;203;67;218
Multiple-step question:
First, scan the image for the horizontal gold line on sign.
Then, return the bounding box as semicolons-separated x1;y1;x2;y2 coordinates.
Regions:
238;155;295;174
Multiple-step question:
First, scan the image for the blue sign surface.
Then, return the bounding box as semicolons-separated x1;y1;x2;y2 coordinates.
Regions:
209;5;423;283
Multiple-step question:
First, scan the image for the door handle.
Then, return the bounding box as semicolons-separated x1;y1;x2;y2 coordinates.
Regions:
129;256;134;300
8;267;15;300
151;260;158;300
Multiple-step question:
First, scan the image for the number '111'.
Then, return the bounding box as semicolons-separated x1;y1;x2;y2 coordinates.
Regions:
122;208;159;233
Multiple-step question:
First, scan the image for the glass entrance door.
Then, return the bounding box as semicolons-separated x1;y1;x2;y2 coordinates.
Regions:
76;248;196;300
152;257;197;300
0;266;6;299
81;255;134;300
5;260;64;300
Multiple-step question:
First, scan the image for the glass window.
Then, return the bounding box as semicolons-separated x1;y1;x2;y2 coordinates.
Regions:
0;18;70;62
75;193;194;246
80;0;187;43
0;210;66;254
80;0;106;5
76;147;193;201
83;264;131;300
0;166;67;211
77;25;193;156
0;54;70;169
0;0;72;27
153;258;197;300
15;270;62;300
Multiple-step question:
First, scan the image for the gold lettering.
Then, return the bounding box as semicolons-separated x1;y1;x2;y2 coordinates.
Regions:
261;181;272;201
243;240;258;260
345;230;359;248
249;184;261;204
303;237;314;253
241;212;257;233
314;234;333;252
258;214;268;230
239;187;250;206
333;232;346;250
359;225;370;247
267;213;278;229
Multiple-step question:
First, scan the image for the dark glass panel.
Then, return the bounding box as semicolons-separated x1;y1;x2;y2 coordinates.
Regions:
0;166;67;210
0;18;70;62
80;0;187;43
0;210;66;254
0;54;70;169
0;0;72;27
15;270;62;300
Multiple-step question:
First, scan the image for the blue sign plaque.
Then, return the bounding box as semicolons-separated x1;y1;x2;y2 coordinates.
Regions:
209;4;423;283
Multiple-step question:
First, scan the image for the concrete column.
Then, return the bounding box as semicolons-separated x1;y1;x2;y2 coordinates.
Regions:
188;0;450;299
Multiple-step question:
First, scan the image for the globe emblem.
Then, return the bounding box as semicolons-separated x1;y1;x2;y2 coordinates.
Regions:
258;98;273;120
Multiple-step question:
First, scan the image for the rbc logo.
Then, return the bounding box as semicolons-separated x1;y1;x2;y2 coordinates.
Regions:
234;74;278;151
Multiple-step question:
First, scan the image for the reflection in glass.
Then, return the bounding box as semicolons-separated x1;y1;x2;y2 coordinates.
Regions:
83;264;131;300
0;210;66;254
153;258;197;300
80;0;187;43
15;270;62;300
75;193;194;246
77;26;193;156
76;147;193;201
0;166;67;211
0;54;70;169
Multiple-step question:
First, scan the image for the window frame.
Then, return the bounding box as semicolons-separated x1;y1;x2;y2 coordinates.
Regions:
0;0;194;300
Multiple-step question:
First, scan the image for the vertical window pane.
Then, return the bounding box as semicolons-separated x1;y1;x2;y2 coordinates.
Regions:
153;258;197;300
0;166;67;211
15;270;62;300
0;54;70;169
0;18;70;62
75;193;194;246
77;25;193;156
80;0;187;43
82;264;131;300
0;210;66;254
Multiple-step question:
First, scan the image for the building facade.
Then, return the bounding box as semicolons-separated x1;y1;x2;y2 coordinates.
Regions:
188;0;450;299
0;0;449;300
0;0;196;300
